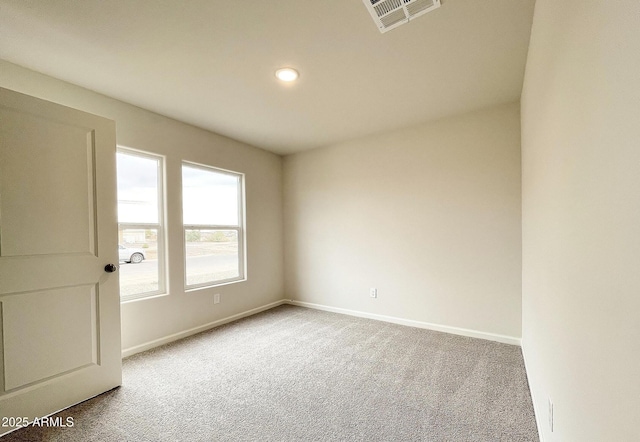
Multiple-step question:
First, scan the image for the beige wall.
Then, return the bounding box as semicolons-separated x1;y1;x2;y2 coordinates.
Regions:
521;1;640;440
284;102;522;339
0;60;284;353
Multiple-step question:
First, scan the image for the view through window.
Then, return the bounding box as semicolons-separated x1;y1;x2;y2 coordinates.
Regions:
116;149;165;300
182;163;244;288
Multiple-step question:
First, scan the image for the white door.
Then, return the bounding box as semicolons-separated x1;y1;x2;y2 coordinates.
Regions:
0;88;122;436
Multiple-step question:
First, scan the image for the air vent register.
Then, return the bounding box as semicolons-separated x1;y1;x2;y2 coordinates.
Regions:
363;0;441;33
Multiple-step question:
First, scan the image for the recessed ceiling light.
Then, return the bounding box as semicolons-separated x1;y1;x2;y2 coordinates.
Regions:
275;68;299;82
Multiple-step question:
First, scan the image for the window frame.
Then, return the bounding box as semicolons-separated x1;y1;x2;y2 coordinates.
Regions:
181;161;246;291
116;147;167;302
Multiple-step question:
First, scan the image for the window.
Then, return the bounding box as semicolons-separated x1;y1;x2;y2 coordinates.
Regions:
116;149;166;301
182;162;245;289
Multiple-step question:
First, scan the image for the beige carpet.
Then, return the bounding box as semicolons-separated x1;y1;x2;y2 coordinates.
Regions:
4;305;538;441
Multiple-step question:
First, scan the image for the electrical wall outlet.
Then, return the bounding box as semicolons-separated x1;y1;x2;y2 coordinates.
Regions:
548;398;554;432
370;288;377;298
213;293;221;304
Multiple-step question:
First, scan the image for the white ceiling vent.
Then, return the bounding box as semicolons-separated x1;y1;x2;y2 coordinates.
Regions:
363;0;441;33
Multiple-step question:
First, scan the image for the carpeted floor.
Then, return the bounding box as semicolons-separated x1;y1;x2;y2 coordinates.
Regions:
4;305;539;441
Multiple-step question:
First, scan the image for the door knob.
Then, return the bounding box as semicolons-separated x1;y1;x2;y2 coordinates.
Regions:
104;264;118;273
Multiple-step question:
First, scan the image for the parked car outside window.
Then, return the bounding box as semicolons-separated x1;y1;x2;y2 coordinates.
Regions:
118;245;146;264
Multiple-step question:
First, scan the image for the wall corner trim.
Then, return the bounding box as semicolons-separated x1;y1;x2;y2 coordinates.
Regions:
521;341;545;442
286;300;522;346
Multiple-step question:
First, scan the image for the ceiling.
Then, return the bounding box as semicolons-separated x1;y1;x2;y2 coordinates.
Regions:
0;0;536;155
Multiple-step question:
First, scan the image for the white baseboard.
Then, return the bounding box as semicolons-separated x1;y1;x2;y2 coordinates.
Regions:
122;298;522;358
521;341;544;442
286;300;522;346
121;299;287;358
